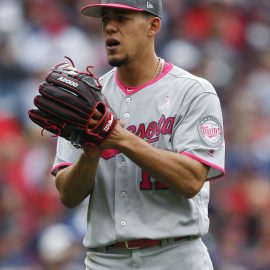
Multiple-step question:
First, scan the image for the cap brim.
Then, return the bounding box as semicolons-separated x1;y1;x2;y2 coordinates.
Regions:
81;4;144;18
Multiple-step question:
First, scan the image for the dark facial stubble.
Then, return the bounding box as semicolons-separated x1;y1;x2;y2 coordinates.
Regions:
108;54;129;67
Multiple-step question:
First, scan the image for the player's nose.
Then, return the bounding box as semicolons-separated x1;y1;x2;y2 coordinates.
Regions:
103;19;118;34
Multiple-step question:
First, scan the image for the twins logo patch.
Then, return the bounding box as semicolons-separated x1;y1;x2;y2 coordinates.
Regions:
198;116;223;148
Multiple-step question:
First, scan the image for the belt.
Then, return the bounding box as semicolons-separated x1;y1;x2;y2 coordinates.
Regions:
109;236;191;249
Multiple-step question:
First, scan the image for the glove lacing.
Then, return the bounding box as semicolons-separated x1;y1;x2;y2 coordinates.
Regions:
64;56;102;89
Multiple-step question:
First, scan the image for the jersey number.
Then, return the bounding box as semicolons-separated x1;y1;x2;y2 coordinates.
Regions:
140;170;168;190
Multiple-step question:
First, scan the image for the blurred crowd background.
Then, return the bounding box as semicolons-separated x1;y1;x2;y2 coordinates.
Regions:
1;0;270;269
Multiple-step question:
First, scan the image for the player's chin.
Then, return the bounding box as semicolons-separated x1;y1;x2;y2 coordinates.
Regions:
107;54;129;67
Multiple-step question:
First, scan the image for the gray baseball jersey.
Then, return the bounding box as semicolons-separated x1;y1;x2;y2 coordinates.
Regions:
52;61;225;248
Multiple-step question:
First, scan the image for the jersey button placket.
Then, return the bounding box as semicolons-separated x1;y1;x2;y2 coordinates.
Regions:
114;155;130;238
115;99;133;237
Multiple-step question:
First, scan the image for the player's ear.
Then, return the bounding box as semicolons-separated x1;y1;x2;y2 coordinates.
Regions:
147;17;161;37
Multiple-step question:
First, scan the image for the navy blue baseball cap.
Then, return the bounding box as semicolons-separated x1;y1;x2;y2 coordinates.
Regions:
81;0;162;19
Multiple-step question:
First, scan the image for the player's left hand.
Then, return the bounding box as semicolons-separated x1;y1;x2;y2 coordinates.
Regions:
28;58;118;148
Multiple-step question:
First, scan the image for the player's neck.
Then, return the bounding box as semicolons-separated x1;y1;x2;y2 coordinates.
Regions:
116;55;163;87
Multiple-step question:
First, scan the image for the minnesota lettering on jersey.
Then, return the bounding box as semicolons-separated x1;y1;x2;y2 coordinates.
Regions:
101;114;176;191
127;114;176;143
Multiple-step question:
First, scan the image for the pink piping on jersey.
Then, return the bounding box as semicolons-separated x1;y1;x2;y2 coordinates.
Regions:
116;62;174;96
181;151;225;180
51;162;72;176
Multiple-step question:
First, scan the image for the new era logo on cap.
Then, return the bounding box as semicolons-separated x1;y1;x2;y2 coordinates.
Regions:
147;2;154;9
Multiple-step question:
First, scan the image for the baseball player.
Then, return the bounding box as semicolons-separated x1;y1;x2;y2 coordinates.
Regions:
51;0;225;269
